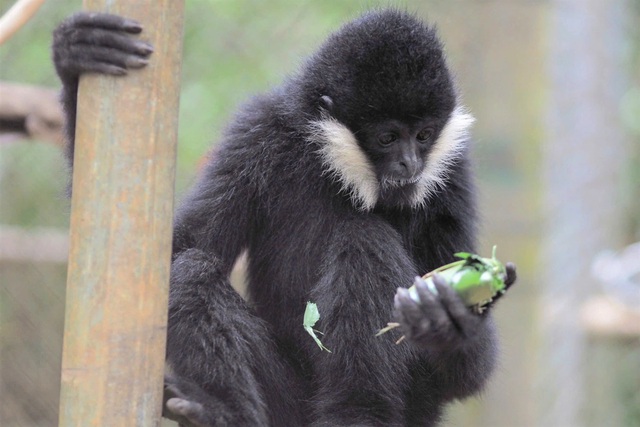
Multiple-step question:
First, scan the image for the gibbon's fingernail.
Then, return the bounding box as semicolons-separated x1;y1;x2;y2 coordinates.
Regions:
141;43;154;55
107;66;127;76
124;20;143;33
126;57;149;68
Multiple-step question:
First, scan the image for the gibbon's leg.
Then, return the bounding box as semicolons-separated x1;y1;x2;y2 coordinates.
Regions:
164;248;306;427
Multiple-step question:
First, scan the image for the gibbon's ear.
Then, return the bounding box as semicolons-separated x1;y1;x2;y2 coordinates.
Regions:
319;95;334;112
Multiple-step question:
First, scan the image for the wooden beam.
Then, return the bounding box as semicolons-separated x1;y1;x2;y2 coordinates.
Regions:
0;82;63;145
0;226;68;263
581;296;640;339
58;1;184;426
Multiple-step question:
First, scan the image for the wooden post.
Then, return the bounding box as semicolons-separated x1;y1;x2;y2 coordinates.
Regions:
58;1;184;426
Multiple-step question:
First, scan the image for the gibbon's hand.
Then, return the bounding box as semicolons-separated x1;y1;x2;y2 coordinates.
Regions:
394;274;498;352
52;12;153;82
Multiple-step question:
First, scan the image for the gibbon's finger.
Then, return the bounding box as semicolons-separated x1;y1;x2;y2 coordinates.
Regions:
413;276;438;305
394;287;426;325
431;273;461;307
432;274;478;335
394;287;419;313
67;28;153;56
66;45;147;73
67;12;143;33
410;277;450;329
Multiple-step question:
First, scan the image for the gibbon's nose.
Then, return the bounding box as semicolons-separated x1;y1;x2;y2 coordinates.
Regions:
389;162;412;181
393;142;420;179
399;160;412;173
396;159;419;180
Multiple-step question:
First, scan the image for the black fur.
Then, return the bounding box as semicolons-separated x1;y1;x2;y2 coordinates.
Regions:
53;9;515;426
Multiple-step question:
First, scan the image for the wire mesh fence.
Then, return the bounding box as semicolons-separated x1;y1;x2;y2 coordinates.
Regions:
0;142;68;426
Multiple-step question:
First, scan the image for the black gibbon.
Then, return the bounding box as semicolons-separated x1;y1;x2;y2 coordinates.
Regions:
53;9;515;427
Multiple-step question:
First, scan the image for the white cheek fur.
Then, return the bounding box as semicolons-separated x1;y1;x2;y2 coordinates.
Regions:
412;106;475;207
310;118;379;211
310;106;474;211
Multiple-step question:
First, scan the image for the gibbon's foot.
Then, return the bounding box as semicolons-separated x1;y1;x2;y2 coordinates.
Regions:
163;374;269;427
163;375;219;427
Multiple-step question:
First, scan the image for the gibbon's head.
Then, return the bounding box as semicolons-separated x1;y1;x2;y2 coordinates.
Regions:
300;9;474;211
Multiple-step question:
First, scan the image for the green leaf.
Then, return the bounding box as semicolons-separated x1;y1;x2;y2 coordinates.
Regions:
303;301;321;328
454;251;473;259
303;302;331;352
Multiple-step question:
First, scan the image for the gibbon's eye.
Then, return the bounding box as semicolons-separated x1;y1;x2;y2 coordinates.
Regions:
416;128;434;143
378;133;397;146
319;95;334;111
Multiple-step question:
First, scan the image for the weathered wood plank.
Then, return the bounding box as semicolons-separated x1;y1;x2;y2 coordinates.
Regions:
58;2;184;426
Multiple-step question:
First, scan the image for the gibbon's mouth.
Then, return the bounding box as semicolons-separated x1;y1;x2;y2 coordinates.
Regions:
380;175;422;189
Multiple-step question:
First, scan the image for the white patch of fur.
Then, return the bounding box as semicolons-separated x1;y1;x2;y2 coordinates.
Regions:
310;106;474;211
411;106;474;207
310;118;379;211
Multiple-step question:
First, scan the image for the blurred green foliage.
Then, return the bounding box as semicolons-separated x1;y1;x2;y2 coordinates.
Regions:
0;143;68;227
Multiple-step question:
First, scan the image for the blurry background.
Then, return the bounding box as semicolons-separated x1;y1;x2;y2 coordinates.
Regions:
1;0;639;426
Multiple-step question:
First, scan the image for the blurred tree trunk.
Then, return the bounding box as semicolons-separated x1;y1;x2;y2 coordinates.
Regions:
540;1;629;426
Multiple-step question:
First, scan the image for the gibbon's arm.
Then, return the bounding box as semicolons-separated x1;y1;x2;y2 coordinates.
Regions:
164;145;304;426
171;153;258;273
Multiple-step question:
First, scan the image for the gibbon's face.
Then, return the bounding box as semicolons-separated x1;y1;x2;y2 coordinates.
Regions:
356;117;448;206
313;105;474;211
